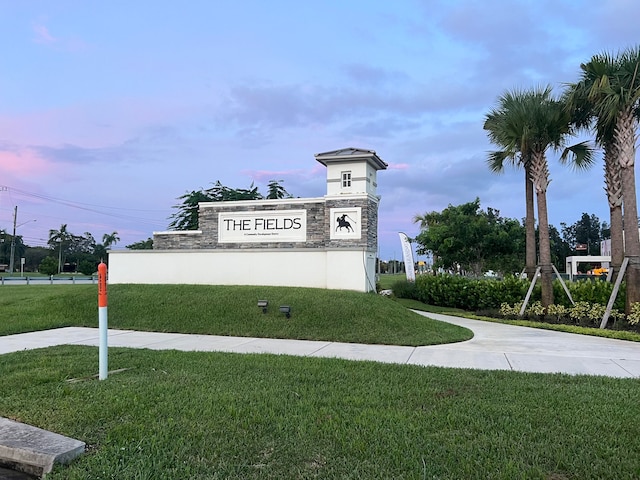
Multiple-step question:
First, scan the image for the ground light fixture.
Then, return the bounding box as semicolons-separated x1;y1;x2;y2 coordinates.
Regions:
279;305;291;318
258;300;268;313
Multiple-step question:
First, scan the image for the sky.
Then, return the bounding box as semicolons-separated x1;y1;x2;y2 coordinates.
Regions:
1;0;639;261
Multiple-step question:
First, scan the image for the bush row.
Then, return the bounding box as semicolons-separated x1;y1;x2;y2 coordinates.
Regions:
392;274;625;312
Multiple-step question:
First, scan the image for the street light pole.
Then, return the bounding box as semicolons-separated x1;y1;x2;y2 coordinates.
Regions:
8;206;36;276
9;206;17;276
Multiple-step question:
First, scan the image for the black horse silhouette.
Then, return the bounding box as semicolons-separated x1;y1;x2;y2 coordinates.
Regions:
336;214;355;232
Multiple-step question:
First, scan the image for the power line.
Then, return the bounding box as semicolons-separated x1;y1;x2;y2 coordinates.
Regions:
0;185;169;228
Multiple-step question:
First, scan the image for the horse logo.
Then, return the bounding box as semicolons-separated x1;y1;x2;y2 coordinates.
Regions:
336;214;355;233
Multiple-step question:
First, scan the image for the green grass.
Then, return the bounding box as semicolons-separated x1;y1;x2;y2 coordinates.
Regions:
3;285;640;478
2;346;640;479
0;285;472;346
377;273;406;290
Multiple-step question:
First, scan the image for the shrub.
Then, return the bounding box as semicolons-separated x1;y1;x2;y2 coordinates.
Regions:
410;274;532;311
500;302;522;317
628;303;640;326
78;260;97;276
546;304;567;322
391;279;418;300
38;256;58;276
586;303;607;326
554;279;625;311
525;300;545;318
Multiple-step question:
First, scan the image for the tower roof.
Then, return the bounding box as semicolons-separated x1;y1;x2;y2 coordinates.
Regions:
314;147;387;170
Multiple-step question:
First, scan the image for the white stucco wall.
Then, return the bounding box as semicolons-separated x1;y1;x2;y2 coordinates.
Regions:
108;248;377;292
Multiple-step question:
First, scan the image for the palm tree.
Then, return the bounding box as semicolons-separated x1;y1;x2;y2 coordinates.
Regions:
565;47;640;310
484;86;594;307
102;231;120;249
412;213;430;230
484;96;537;281
48;224;71;274
564;61;625;282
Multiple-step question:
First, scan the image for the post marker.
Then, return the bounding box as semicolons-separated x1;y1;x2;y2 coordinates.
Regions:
98;261;108;380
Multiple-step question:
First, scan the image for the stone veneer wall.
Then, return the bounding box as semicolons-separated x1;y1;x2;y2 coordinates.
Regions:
153;195;379;251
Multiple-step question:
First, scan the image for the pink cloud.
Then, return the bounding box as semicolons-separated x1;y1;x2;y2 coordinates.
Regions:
0;148;55;178
31;20;88;52
32;22;58;45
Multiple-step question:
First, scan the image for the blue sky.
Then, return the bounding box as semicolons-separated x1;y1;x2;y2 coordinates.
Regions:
1;0;639;260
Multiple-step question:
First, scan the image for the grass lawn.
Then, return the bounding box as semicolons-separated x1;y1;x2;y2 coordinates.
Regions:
2;285;640;478
377;273;406;290
0;284;472;346
2;346;639;479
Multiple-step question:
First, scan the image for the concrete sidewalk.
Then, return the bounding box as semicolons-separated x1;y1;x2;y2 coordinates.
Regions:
1;312;640;378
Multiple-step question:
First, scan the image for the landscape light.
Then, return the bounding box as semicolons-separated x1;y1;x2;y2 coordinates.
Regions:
279;305;291;318
257;300;268;313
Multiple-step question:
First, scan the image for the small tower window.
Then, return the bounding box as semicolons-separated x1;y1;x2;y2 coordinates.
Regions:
341;171;352;188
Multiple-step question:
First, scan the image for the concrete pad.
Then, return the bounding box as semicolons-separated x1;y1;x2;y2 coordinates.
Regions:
93;331;188;349
223;337;333;356
0;330;65;355
505;353;637;378
408;347;512;370
615;358;640;377
309;342;414;364
0;418;84;478
139;334;259;352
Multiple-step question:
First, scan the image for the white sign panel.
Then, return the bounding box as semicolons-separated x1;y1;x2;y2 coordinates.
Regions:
329;207;361;240
218;210;307;243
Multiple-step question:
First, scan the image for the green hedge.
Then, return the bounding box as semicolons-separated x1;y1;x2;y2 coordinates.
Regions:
392;275;625;312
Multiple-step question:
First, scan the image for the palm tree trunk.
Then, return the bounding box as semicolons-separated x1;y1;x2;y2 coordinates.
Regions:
609;204;624;281
617;110;640;313
524;166;537;280
536;192;554;307
604;144;624;281
530;152;554;307
524;168;537;280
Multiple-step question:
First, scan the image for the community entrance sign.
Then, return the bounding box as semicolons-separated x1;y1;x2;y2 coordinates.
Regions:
108;148;387;292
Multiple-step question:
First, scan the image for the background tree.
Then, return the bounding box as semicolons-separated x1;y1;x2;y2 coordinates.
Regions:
169;180;290;230
485;86;593;307
102;231;120;248
484;93;537;281
566;46;640;312
565;58;624;280
266;179;292;199
78;259;97;275
206;180;262;202
0;231;26;271
414;198;524;277
560;213;603;255
548;224;572;269
126;238;154;250
168;189;211;231
48;224;71;273
0;230;8;265
38;256;58;276
24;246;49;272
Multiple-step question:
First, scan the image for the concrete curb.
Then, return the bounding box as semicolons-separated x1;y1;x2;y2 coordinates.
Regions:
0;418;85;478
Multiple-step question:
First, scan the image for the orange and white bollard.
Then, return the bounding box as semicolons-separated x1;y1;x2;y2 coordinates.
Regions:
98;262;108;380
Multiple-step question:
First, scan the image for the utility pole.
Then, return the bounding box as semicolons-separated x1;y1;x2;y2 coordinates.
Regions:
9;205;16;276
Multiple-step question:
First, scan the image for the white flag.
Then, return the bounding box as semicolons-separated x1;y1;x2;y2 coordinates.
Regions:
398;232;415;282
